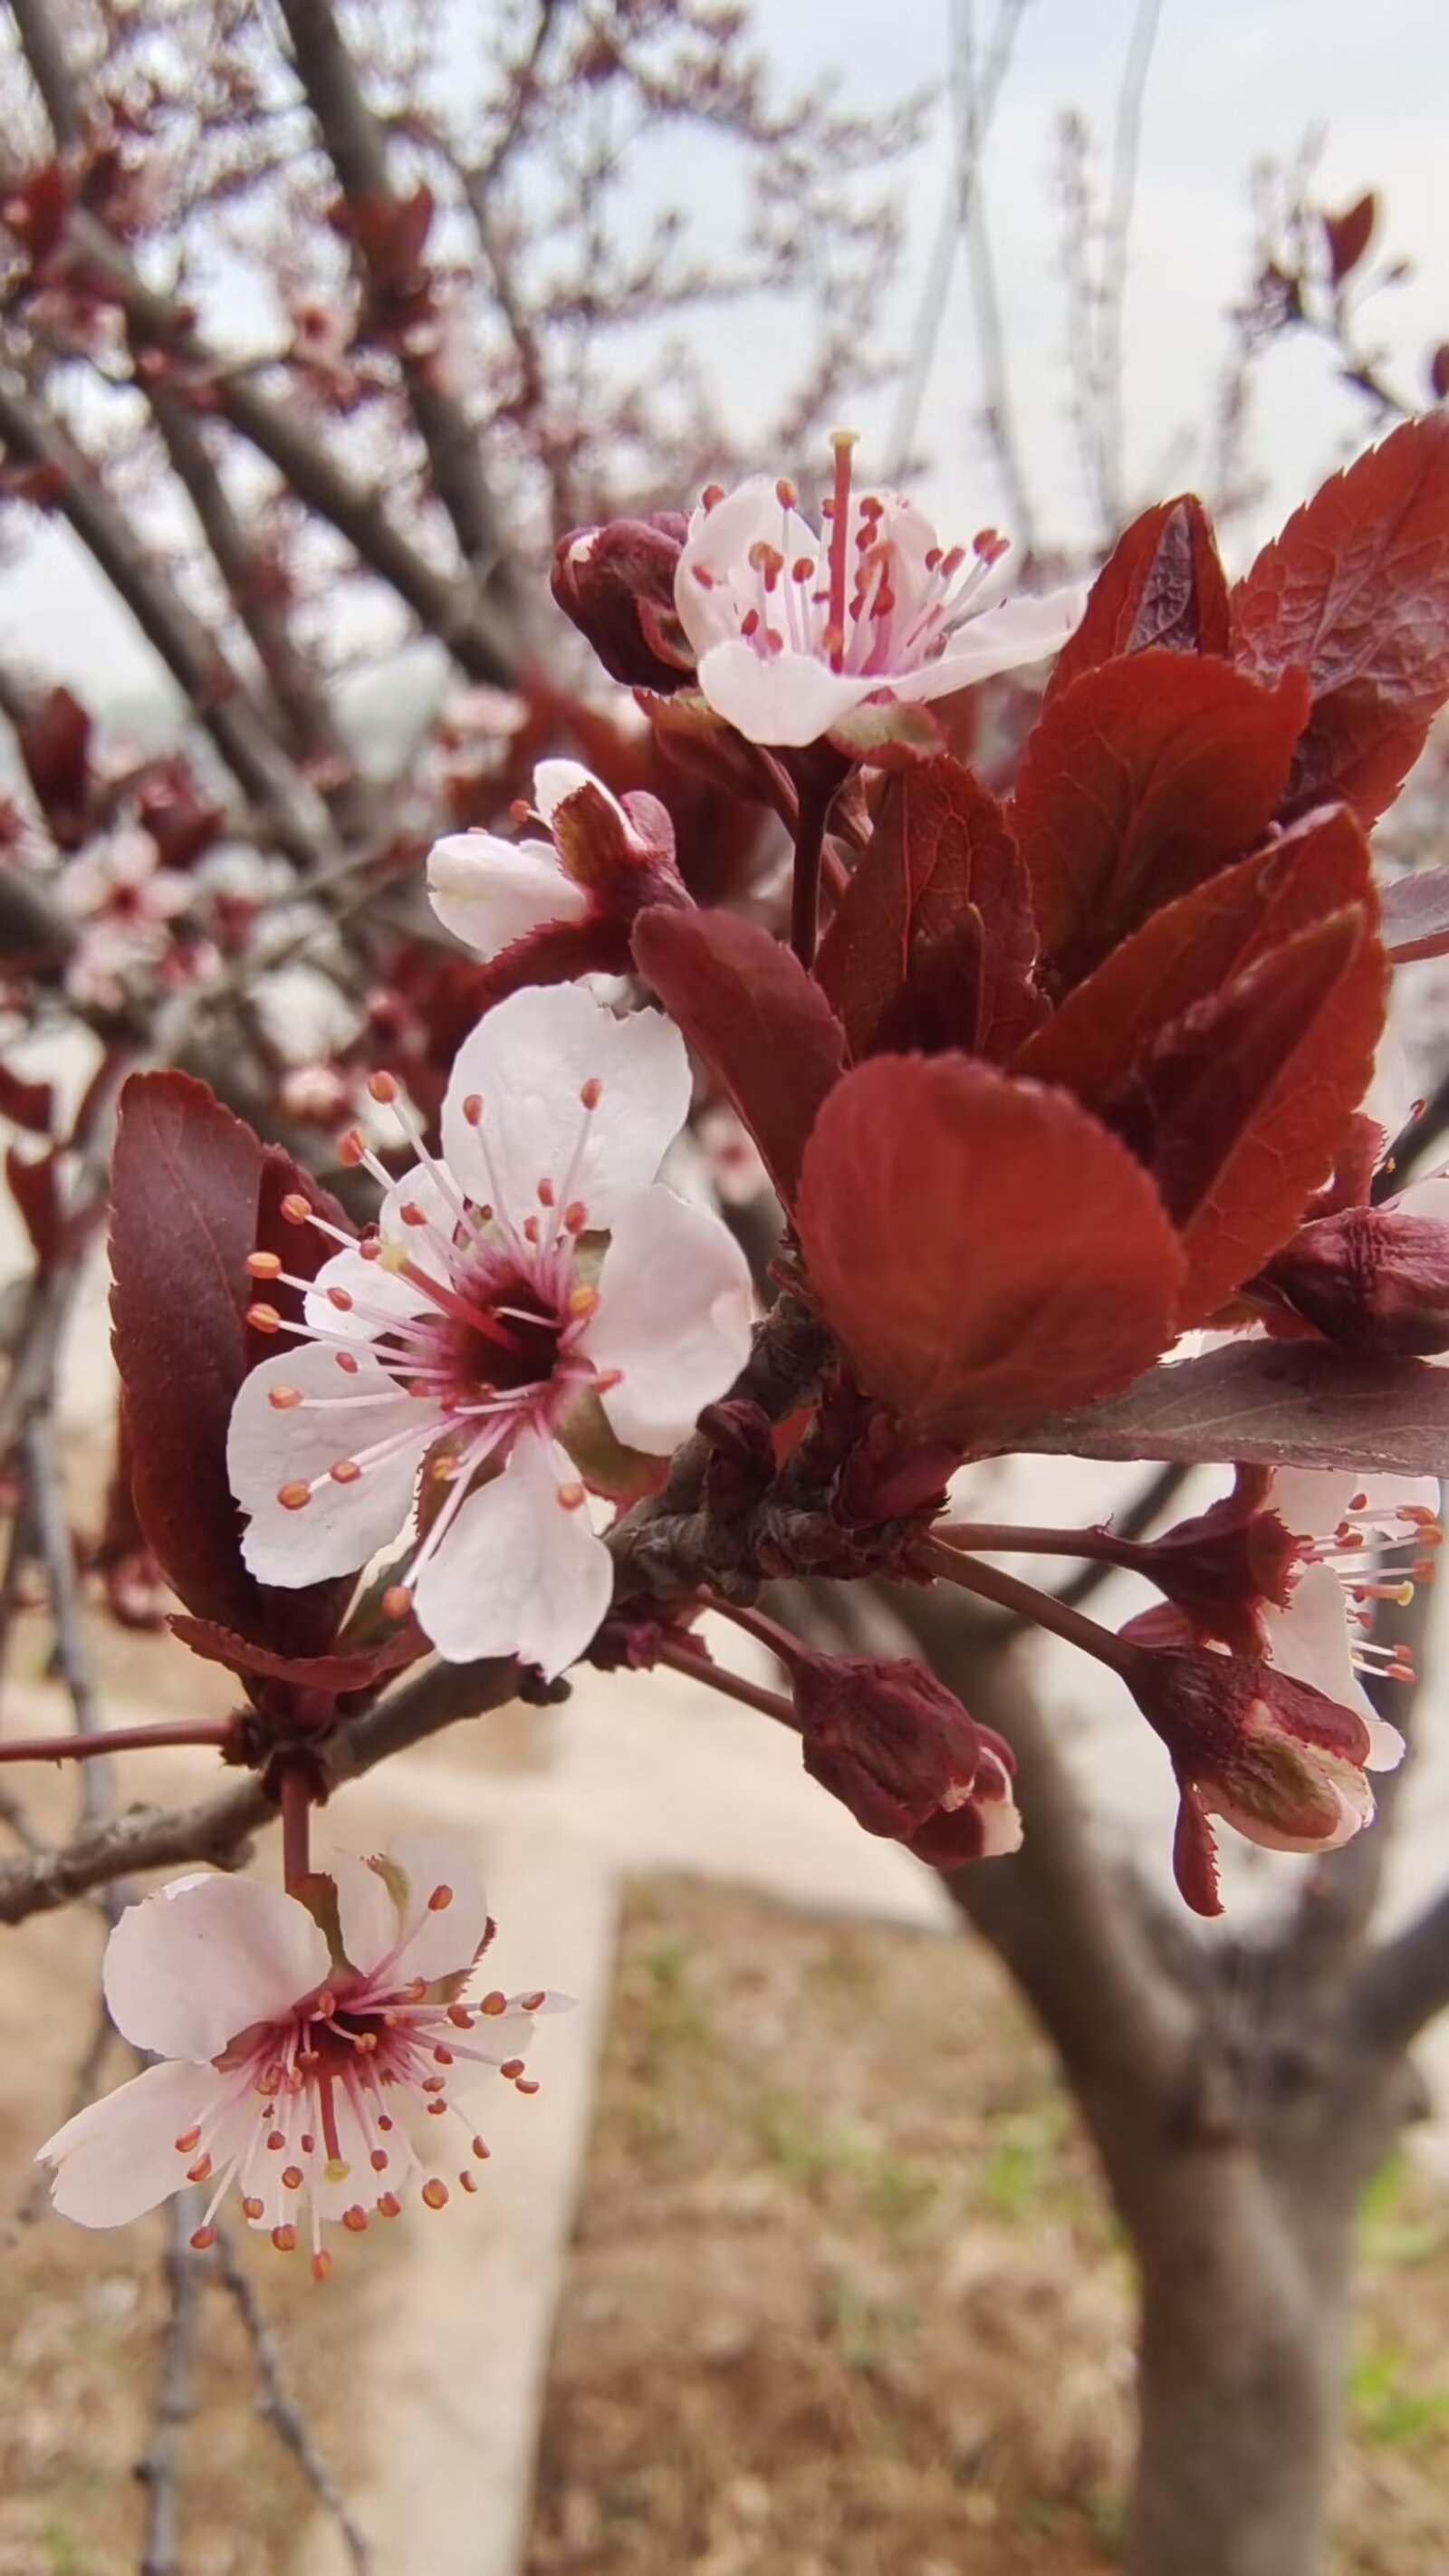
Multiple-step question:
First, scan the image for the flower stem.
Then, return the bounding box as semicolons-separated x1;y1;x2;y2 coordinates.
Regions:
279;1761;314;1890
790;777;834;969
935;1520;1146;1571
653;1630;802;1732
699;1590;806;1672
916;1535;1141;1678
0;1722;232;1764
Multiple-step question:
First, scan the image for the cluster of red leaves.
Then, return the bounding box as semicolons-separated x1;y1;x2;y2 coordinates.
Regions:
637;418;1449;1490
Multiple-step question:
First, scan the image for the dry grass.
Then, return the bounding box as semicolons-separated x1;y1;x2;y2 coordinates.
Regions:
525;1879;1449;2576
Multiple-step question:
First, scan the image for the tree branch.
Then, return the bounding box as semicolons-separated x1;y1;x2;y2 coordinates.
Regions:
137;2193;202;2576
210;2223;372;2573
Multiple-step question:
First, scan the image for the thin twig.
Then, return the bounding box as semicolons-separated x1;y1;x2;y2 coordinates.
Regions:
23;1416;115;1829
210;2224;373;2574
137;2191;203;2576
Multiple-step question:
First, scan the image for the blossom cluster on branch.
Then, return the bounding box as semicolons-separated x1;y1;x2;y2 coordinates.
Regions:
11;410;1449;2275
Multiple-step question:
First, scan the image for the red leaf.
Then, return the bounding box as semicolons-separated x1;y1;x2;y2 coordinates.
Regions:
168;1614;426;1693
5;1144;59;1266
1231;414;1449;824
1018;803;1375;1101
1047;495;1230;702
795;1056;1185;1449
1379;866;1449;962
1323;193;1377;286
815;755;1043;1061
632;908;845;1206
1117;904;1387;1322
110;1072;350;1653
0;1060;54;1131
18;686;91;850
1012;649;1310;992
1018;1339;1449;1478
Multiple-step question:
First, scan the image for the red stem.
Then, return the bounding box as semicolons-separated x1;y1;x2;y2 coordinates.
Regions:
653;1630;802;1732
699;1591;806;1673
0;1722;232;1764
935;1520;1148;1572
916;1536;1142;1679
279;1761;314;1889
790;776;834;969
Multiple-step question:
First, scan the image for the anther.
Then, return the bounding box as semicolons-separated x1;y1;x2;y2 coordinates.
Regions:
523;1214;541;1245
327;1284;354;1311
459;2169;478;2194
776;476;798;507
422;2178;449;2210
277;1481;312;1512
448;2004;474;2029
342;2206;369;2232
312;2251;333;2283
247;1303;282;1334
369;1072;399;1104
245;1251;283;1279
557;1483;586;1512
473;2137;491;2160
580;1076;602;1110
480;1991;507;2016
500;2058;526;2080
338;1128;366;1166
242;2196;264;2221
174;2127;201;2155
186;2153;213;2183
378;2192;402;2218
428;1884;454;1911
564;1201;588;1235
269;1384;302;1410
515;2077;541;2096
281;1193;312;1225
330;1458;362;1485
267;2129;286;2151
701;482;724;510
370;2148;389;2172
383;1584;413;1620
337;1350;360;1375
283;2166;304;2190
568;1284;600;1319
537;1178;556;1208
522;1992;547;2013
272;2224;297;2252
464;1093;483;1127
190;2225;217;2252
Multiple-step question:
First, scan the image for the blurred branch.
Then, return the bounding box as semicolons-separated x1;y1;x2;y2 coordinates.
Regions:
137;2194;202;2576
23;1415;114;1828
210;2223;372;2574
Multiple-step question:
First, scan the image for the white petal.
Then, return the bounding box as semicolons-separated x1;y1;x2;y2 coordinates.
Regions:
103;1876;331;2059
1260;1561;1371;1716
1206;1774;1367;1856
695;640;870;747
228;1342;433;1587
1267;1466;1438;1542
674;477;783;654
413;1430;613;1677
440;984;690;1234
377;1162;468;1269
533;759;626;829
427;830;588;960
38;2060;226;2228
388;1833;493;1983
330;1851;399;1976
304;1244;432;1344
585;1185;753;1452
890;582;1088;697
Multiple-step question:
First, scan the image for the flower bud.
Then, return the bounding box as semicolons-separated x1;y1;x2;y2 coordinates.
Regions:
1129;1467;1297;1654
551;514;695;691
1124;1639;1403;1916
789;1650;1020;1866
1258;1206;1449;1355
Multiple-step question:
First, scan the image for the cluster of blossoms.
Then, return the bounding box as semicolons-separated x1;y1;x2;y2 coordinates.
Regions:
27;422;1449;2262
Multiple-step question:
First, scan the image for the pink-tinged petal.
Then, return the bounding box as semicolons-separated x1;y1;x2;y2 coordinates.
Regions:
228;1342;432;1587
103;1876;331;2059
303;1245;428;1344
695;640;871;747
1207;1758;1372;1854
413;1430;613;1677
533;759;627;830
585;1184;753;1452
377;1162;465;1264
37;2060;226;2228
674;477;784;654
388;1833;492;1983
1268;1466;1439;1541
1260;1561;1372;1716
330;1851;398;1977
971;1746;1024;1857
889;582;1088;697
440;984;689;1234
427;830;588;960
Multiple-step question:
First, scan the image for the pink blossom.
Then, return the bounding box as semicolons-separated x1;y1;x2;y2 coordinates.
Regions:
35;1840;568;2273
58;825;195;1007
1259;1466;1439;1723
673;437;1085;750
426;758;681;967
228;983;753;1677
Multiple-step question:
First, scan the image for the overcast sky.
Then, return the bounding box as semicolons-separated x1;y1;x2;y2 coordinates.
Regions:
5;0;1447;698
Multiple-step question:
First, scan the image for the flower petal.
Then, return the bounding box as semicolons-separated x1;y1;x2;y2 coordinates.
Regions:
440;984;689;1234
389;1833;492;1983
533;759;627;830
584;1184;753;1451
103;1875;331;2059
427;830;588;960
674;477;796;654
1260;1559;1375;1719
413;1430;613;1677
889;582;1087;698
330;1851;399;1977
304;1245;432;1344
695;640;871;747
228;1343;432;1587
37;2060;226;2228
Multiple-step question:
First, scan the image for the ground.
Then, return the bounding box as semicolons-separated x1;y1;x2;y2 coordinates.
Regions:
524;1879;1449;2576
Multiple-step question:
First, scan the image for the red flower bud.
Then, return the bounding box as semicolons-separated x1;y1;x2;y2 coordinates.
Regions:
1123;1639;1402;1917
1258;1205;1449;1355
551;514;696;691
789;1651;1021;1867
1128;1466;1298;1654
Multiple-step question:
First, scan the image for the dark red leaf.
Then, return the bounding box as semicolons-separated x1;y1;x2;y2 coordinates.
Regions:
1323;193;1377;286
1011;649;1310;991
18;686;91;850
632;908;846;1207
814;755;1043;1061
168;1614;426;1693
1018;804;1375;1102
1018;1339;1449;1478
1231;413;1449;824
110;1071;350;1653
1379;867;1449;962
0;1061;54;1131
1115;903;1387;1322
795;1056;1184;1450
5;1144;59;1266
1047;495;1230;703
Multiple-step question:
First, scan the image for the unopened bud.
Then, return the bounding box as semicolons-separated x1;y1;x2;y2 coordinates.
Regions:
551;513;695;690
1259;1206;1449;1355
790;1650;982;1842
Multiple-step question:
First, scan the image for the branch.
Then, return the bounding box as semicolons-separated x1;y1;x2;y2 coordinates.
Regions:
22;1414;115;1828
137;2194;202;2576
1351;1884;1449;2056
210;2223;372;2573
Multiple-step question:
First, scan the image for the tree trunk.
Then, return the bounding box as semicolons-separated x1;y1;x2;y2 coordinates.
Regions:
1125;2151;1343;2576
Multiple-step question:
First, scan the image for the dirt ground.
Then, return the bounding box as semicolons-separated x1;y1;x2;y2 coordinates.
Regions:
524;1879;1449;2576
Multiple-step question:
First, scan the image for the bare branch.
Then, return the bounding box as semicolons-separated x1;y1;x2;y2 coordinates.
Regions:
210;2222;372;2574
23;1414;115;1827
137;2193;202;2576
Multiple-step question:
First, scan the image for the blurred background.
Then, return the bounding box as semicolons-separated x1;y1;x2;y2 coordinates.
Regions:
2;4;1449;2572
